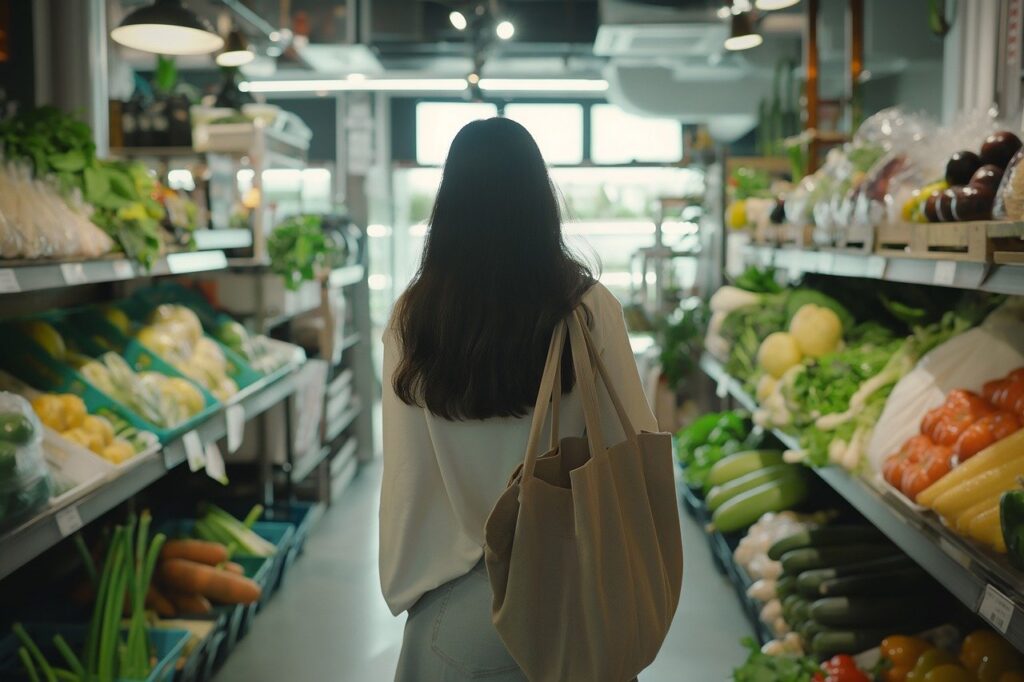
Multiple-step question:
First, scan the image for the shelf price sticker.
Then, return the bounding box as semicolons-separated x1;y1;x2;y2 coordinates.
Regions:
60;263;88;286
204;442;228;485
933;261;957;287
55;505;83;537
225;404;245;454
183;430;205;472
0;269;19;293
978;584;1015;634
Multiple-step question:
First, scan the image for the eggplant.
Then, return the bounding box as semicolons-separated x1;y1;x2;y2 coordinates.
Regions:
968;164;1004;191
980;131;1023;169
945;150;982;186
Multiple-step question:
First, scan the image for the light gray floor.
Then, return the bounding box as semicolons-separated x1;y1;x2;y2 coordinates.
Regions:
216;463;752;682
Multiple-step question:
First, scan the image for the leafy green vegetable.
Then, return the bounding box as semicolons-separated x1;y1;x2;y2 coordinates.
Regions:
268;215;343;290
675;411;762;490
733;638;820;682
733;266;782;294
659;299;708;390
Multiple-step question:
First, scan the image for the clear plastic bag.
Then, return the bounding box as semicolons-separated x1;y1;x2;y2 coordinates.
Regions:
0;391;52;529
994;148;1024;220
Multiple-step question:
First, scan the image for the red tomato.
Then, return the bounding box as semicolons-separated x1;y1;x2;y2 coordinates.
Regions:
953;411;1022;462
920;405;947;442
903;435;934;462
983;378;1006;404
1006;367;1024;382
924;445;954;480
901;466;934;501
994;380;1024;412
883;454;909;488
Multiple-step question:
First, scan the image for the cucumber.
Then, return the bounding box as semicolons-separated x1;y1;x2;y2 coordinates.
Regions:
767;526;889;560
781;594;803;621
791;600;811;624
706;465;800;513
775;575;798;599
799;619;826;644
711;475;809;533
797;570;830;599
706;450;785;488
818;567;931;597
809;595;933;628
812;628;894;659
792;555;916;586
780;544;901;575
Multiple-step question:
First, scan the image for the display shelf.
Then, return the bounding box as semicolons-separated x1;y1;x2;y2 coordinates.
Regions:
0;361;304;581
744;245;1024;296
192;229;253;251
325;401;361;444
698;353;1024;651
328;264;365;289
0;250;229;295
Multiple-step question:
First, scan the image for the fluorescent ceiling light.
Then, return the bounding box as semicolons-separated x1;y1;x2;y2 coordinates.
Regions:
495;20;515;40
478;78;608;92
449;10;468;30
239;78;469;93
755;0;800;9
111;0;223;55
239;78;609;94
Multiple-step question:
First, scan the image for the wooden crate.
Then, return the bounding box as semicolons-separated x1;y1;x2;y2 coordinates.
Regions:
835;222;875;253
756;222;814;249
874;221;1024;262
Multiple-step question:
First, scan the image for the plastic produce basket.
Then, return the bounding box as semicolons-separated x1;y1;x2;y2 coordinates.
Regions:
262;502;319;590
248;521;295;604
0;625;189;682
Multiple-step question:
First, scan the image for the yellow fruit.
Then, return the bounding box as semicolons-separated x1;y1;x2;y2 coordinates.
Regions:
102;307;131;336
757;332;803;379
20;320;66;360
789;305;842;358
929;456;1024;519
137;326;180;360
58;394;88;429
32;394;66;431
727;200;748;230
101;439;134;464
165;377;205;414
756;375;777;403
193;337;225;368
81;415;115;446
213;377;238;402
918;429;1024;507
63;427;103;453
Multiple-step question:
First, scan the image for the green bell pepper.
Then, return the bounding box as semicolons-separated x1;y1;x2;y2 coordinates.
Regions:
1000;489;1024;570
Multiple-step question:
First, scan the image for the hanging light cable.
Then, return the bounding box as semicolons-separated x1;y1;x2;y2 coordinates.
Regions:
111;0;223;55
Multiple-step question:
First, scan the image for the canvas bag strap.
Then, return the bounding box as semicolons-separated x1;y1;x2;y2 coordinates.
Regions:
522;319;567;480
574;309;637;443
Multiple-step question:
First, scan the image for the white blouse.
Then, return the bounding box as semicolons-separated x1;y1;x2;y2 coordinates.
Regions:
379;282;659;615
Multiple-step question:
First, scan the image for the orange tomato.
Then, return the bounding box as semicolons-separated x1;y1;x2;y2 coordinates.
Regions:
882;635;932;668
902;466;935;501
923;445;954;480
953;412;1021;462
983;378;1006;404
994;380;1024;413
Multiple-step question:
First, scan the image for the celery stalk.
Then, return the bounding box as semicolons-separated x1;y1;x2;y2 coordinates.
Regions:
18;647;41;682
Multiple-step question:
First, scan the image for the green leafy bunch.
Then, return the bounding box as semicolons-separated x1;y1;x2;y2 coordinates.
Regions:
268;215;343;290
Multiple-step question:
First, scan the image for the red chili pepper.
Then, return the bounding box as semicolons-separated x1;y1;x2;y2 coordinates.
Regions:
820;655;870;682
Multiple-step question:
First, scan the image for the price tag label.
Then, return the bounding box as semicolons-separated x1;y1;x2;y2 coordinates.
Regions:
933;260;957;286
0;269;19;293
865;256;887;279
225;404;245;454
204;442;228;484
112;260;134;279
55;505;83;537
978;584;1015;633
183;430;204;472
60;263;88;286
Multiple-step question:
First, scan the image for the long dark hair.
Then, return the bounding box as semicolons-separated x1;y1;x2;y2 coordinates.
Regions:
393;117;593;420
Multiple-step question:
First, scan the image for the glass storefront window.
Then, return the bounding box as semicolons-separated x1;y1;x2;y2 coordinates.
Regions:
504;103;584;165
416;102;499;165
590;104;683;165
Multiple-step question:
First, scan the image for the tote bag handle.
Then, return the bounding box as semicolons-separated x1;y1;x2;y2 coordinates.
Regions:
522;307;638;480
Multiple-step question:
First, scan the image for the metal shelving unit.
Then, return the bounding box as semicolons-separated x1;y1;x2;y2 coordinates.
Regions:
0;362;304;581
745;245;1024;296
699;353;1024;650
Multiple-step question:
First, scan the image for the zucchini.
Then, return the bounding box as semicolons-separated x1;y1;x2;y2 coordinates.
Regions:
706;450;785;488
799;619;826;643
711;475;809;533
812;628;894;659
818;567;930;597
780;545;901;575
767;526;888;560
797;570;830;599
775;575;798;599
781;594;803;621
809;596;934;628
706;465;799;513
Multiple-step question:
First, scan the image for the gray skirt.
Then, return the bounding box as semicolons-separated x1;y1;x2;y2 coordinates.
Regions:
395;560;527;681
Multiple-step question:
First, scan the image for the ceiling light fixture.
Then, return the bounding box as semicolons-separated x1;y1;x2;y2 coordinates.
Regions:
723;12;763;51
216;29;254;67
449;10;468;30
495;20;515;40
478;78;607;92
111;0;223;55
755;0;800;9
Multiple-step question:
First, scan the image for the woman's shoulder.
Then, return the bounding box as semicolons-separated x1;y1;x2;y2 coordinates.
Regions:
582;280;622;314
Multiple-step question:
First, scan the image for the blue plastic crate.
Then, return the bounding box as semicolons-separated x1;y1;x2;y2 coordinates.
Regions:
247;521;294;605
0;625;189;682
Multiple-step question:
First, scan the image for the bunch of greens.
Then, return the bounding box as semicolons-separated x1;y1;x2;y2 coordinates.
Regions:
268;215;343;290
0;107;167;267
676;411;762;490
733;638;820;682
732;266;782;294
730;167;774;200
659;298;708;390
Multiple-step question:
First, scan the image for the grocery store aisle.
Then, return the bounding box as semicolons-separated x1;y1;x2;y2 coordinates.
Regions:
216;462;751;682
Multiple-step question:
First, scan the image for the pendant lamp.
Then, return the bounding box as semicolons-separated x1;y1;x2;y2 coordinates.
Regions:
216;29;254;67
111;0;224;56
723;11;763;51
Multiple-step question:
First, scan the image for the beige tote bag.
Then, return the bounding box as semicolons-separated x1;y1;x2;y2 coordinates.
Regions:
484;308;684;682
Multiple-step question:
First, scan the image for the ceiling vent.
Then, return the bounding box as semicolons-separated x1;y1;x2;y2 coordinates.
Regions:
594;23;729;57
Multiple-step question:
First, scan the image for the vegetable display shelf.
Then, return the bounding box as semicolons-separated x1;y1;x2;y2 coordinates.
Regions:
0;362;305;581
0;251;230;296
698;353;1024;653
744;244;1024;297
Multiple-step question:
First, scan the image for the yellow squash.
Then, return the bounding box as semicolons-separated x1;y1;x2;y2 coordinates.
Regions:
917;429;1024;507
928;456;1024;519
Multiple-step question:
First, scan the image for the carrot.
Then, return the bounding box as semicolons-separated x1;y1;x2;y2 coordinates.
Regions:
146;585;176;618
167;592;213;616
221;561;244;575
160;558;261;605
160;539;228;566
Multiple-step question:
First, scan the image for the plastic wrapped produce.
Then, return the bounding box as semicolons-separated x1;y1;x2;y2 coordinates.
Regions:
994;148;1024;220
0;391;52;529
